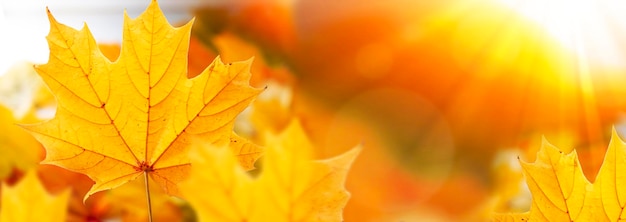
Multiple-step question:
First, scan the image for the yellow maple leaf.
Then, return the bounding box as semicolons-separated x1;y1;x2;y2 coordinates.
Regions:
22;0;263;200
181;120;360;222
493;129;626;221
1;170;70;222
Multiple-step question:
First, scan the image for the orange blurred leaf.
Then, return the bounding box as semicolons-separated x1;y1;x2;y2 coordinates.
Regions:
22;0;262;200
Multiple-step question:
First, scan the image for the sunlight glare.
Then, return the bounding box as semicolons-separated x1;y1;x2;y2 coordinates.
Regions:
498;0;626;68
499;0;591;48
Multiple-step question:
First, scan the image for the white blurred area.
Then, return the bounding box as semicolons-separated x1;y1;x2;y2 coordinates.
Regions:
0;0;213;76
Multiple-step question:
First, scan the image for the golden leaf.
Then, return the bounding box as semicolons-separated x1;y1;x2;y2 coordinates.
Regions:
494;129;626;221
181;120;360;222
22;0;262;200
1;170;70;222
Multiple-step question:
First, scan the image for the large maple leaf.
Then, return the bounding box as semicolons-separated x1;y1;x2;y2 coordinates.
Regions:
180;120;360;222
22;0;263;200
1;170;70;222
493;129;626;221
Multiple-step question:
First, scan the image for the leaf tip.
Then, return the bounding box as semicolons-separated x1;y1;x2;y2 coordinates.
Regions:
538;135;558;153
245;56;256;64
45;6;57;23
611;125;624;143
147;0;158;11
39;159;52;165
15;122;36;134
326;145;362;170
540;134;550;145
82;192;94;204
347;145;363;163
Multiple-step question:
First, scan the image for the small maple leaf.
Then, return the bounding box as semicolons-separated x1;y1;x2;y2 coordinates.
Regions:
1;170;70;222
180;120;360;222
22;0;263;200
493;129;626;221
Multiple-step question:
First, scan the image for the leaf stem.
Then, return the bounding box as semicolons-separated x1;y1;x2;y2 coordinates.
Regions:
144;171;153;222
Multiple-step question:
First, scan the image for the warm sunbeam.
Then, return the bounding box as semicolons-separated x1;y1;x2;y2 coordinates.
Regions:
498;0;626;68
496;0;626;148
391;0;626;180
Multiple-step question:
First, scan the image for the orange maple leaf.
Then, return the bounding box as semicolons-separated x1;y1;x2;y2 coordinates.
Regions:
22;0;263;200
180;120;360;222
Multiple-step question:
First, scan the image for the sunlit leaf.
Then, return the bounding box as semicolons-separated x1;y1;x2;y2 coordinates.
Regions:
494;129;626;221
22;0;262;200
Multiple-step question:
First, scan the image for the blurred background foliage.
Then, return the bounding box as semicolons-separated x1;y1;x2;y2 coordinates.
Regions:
3;0;626;221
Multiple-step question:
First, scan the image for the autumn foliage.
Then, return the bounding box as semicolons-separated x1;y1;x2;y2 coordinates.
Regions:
4;0;626;221
0;0;362;221
493;130;626;221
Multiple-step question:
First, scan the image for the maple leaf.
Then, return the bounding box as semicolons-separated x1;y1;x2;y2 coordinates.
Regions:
493;129;626;221
180;120;360;222
22;0;263;200
1;170;70;222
